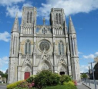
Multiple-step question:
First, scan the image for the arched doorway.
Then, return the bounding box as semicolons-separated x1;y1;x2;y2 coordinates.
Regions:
22;65;31;80
59;64;67;75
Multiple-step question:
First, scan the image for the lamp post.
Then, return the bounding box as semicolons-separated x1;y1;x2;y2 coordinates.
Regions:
89;61;97;89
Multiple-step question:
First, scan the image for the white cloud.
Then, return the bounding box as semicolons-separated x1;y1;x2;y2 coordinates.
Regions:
80;65;89;73
0;31;10;42
37;0;98;19
0;0;25;6
6;2;33;18
83;52;98;59
78;51;83;55
23;2;33;7
6;5;22;18
0;70;6;73
0;56;9;70
83;54;95;59
95;52;98;56
5;0;98;18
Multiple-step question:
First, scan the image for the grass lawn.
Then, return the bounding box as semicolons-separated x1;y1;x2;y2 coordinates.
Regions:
15;85;77;89
43;85;77;89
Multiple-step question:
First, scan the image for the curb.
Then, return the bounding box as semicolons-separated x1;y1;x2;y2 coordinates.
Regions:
82;83;91;89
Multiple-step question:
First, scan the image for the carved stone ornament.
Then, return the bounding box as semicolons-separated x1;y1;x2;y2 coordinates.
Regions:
41;48;49;60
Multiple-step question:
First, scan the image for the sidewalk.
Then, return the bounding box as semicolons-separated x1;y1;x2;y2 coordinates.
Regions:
77;82;90;89
83;81;98;89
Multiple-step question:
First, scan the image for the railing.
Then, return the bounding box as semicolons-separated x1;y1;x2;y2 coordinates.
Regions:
82;79;98;89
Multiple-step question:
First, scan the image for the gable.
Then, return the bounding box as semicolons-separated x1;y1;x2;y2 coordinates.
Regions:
37;26;51;35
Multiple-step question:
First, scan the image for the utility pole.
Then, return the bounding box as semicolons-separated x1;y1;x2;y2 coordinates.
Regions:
89;62;97;89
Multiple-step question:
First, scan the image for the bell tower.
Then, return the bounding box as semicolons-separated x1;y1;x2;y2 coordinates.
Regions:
50;8;65;26
21;7;37;35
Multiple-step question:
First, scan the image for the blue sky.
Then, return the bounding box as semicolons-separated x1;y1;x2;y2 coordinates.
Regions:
0;0;98;73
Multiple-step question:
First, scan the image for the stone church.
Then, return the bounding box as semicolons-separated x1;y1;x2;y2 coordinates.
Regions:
8;7;80;83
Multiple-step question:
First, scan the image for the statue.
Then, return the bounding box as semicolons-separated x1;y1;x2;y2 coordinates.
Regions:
41;47;49;60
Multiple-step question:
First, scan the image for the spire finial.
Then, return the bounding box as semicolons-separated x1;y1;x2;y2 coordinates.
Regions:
43;18;45;25
15;12;18;19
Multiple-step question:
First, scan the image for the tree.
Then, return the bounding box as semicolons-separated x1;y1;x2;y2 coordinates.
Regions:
81;73;88;79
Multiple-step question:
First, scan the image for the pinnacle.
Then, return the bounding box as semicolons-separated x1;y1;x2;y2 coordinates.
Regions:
68;16;76;34
11;13;19;32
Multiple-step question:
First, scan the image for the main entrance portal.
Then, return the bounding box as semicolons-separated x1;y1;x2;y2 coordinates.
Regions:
24;72;30;79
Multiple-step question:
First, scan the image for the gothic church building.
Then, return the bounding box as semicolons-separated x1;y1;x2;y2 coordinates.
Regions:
8;7;80;83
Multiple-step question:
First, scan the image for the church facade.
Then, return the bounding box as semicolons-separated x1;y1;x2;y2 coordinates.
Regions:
8;7;80;83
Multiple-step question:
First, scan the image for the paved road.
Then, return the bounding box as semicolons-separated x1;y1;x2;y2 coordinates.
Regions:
0;85;6;89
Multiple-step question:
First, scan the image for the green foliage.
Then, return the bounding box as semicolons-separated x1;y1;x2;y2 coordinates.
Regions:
81;73;88;79
7;80;23;89
0;70;8;79
63;81;74;86
34;70;60;89
26;76;34;83
60;75;72;84
17;81;29;88
0;71;3;75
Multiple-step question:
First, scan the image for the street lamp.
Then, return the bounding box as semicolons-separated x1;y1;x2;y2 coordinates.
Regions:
89;61;97;89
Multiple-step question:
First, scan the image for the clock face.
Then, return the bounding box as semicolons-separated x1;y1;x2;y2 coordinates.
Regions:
39;40;50;52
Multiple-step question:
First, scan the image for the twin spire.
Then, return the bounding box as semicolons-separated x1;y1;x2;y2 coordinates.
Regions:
12;13;19;33
68;16;76;34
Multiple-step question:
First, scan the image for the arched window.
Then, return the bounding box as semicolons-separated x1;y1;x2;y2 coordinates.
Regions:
59;14;61;24
56;13;58;24
25;40;31;54
58;41;64;55
61;42;64;54
30;12;32;23
27;12;29;23
28;41;31;54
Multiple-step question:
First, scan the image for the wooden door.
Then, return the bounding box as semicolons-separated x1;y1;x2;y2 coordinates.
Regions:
24;72;30;79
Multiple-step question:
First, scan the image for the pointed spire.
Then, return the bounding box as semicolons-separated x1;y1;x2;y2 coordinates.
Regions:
12;12;19;32
68;16;76;34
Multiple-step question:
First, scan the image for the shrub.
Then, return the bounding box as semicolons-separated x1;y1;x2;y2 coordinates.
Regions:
63;81;77;89
17;81;29;88
26;76;34;83
60;75;72;84
7;80;23;89
50;73;60;85
63;81;74;86
34;70;60;89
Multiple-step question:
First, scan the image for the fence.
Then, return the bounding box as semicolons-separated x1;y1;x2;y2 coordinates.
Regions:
82;79;98;89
